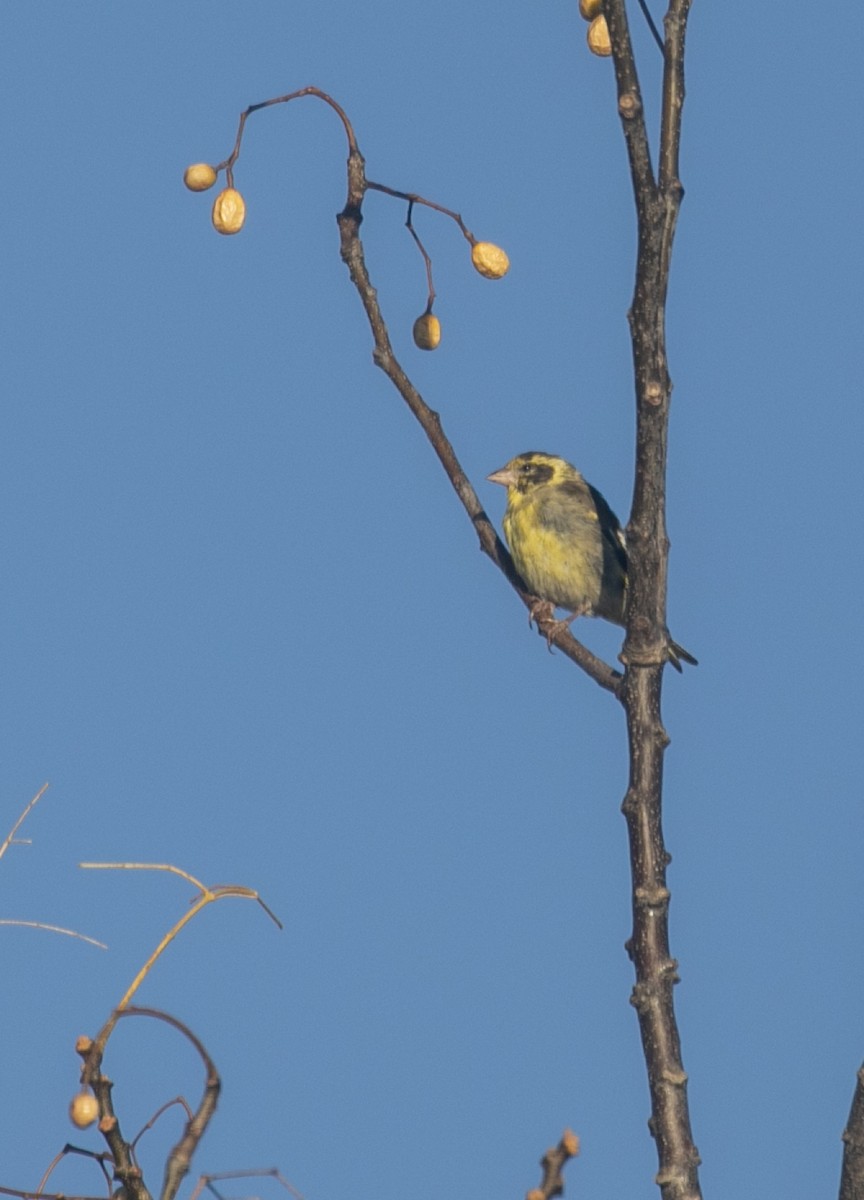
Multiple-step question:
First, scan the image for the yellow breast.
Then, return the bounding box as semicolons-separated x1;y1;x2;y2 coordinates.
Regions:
503;493;604;613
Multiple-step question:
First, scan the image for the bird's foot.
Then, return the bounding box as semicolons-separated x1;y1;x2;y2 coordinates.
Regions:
529;602;589;652
528;598;556;630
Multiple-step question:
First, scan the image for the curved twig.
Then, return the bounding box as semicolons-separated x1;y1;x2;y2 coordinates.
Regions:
80;863;280;1041
35;1141;113;1198
119;1008;220;1200
0;919;106;948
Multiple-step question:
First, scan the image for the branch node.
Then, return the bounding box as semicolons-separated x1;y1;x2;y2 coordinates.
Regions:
529;1128;581;1200
643;379;664;406
634;884;670;909
630;981;654;1011
660;957;681;984
618;91;642;121
620;787;639;816
340;203;363;226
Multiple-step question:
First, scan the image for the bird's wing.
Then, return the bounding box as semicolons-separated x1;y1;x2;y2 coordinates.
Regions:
586;483;628;576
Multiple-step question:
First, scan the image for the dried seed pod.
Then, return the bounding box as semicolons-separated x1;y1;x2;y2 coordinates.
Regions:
184;163;218;192
587;15;612;55
211;187;246;235
471;241;510;280
413;312;441;351
578;0;602;19
69;1092;99;1128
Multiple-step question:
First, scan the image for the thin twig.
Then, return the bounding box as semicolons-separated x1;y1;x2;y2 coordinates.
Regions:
0;783;49;863
195;1168;306;1200
0;919;106;948
78;863;281;1058
131;1096;195;1154
405;200;437;312
213;86;359;189
35;1142;114;1197
367;180;475;244
119;1007;220;1200
635;0;664;53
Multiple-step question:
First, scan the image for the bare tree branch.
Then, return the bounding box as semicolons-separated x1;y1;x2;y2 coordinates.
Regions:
603;1;701;1197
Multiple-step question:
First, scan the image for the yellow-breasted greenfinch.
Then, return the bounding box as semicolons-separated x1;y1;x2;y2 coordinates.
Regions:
487;451;696;671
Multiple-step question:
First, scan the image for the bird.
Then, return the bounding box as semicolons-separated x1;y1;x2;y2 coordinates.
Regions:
487;451;696;671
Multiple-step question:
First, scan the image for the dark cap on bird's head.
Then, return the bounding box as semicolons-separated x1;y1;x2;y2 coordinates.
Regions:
487;452;582;493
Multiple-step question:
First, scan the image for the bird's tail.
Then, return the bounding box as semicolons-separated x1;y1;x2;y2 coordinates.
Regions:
668;636;698;672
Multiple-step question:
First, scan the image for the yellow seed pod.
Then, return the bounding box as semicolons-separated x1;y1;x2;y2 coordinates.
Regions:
587;15;612;55
578;0;602;19
413;313;441;351
183;163;218;192
69;1091;99;1129
471;241;510;280
211;187;246;235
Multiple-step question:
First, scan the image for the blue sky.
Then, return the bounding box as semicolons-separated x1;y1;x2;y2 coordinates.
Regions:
2;4;862;1197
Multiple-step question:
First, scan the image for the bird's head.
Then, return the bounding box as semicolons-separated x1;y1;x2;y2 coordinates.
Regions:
487;451;582;495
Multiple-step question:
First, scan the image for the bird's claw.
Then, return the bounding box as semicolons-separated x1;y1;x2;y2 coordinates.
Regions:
528;601;588;652
528;598;556;631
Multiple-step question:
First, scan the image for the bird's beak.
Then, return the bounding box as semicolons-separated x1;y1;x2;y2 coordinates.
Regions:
487;466;517;488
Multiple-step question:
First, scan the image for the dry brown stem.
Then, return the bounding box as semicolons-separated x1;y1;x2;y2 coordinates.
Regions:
190;1167;306;1200
0;782;49;862
78;862;280;1053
